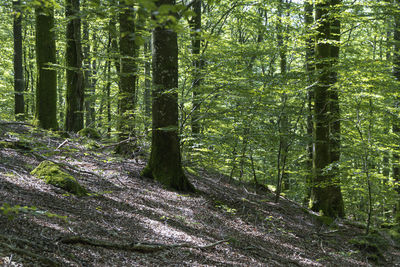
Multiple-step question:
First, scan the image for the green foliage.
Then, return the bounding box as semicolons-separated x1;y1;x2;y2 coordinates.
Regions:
31;160;87;196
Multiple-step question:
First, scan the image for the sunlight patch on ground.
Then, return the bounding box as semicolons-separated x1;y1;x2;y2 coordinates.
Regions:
140;217;204;244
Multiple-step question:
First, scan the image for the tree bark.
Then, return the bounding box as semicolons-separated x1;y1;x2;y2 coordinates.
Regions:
142;0;194;192
117;0;137;153
13;0;25;120
65;0;84;132
35;1;58;130
311;0;344;218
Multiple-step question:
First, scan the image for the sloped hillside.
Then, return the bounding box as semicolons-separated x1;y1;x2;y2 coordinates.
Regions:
0;121;399;266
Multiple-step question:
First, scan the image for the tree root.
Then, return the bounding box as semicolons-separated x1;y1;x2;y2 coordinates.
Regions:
0;241;60;266
59;236;228;253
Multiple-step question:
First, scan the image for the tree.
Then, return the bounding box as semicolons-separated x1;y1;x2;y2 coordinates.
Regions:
117;0;137;153
35;1;58;130
142;0;194;192
13;0;25;120
304;0;314;206
393;0;400;222
65;0;84;132
189;0;202;135
311;0;344;218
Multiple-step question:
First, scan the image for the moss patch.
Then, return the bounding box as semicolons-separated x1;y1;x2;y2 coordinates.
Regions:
350;232;388;263
31;161;87;196
77;128;101;140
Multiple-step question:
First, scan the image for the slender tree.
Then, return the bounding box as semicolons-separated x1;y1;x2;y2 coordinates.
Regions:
311;0;344;218
393;0;400;222
117;0;137;153
35;1;58;129
13;0;25;120
304;0;314;206
65;0;84;132
190;0;202;135
142;0;194;192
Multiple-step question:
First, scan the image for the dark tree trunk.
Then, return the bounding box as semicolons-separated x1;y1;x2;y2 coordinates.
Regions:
142;0;194;192
65;0;84;132
117;0;137;153
311;0;344;218
13;0;25;120
35;2;58;130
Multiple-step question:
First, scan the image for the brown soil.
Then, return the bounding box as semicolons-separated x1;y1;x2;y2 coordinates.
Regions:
0;121;399;266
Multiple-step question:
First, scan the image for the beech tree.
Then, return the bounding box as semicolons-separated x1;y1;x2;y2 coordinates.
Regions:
311;0;344;218
35;1;58;130
116;0;137;153
142;0;194;192
65;0;84;132
13;0;24;120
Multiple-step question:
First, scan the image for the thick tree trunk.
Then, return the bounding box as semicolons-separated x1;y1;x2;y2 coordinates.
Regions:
65;0;84;132
13;0;25;120
142;0;194;192
35;2;58;130
311;0;344;218
117;0;137;153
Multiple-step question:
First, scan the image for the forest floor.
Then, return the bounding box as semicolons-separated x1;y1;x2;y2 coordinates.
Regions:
0;121;399;266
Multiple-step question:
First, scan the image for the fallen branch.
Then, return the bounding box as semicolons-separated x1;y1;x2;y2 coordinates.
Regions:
59;236;228;253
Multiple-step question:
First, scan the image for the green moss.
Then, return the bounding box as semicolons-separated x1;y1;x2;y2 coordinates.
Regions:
31;161;87;196
350;233;388;263
0;140;31;150
311;213;335;226
77;128;101;140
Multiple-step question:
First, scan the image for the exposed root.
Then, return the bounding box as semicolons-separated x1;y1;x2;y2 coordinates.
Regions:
59;236;229;253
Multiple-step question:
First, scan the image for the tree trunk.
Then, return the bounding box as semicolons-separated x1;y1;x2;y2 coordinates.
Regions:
65;0;84;132
393;0;400;223
13;0;25;120
311;0;344;218
304;0;314;206
144;38;152;118
117;0;137;153
82;1;96;128
35;2;58;130
190;0;202;135
142;0;194;192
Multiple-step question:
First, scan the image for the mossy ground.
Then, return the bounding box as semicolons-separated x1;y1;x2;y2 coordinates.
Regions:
77;128;101;140
31;161;86;196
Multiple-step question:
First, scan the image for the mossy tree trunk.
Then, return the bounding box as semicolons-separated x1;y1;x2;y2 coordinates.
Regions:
65;0;84;132
35;1;58;130
311;0;344;218
142;0;194;192
13;0;25;120
116;0;137;153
